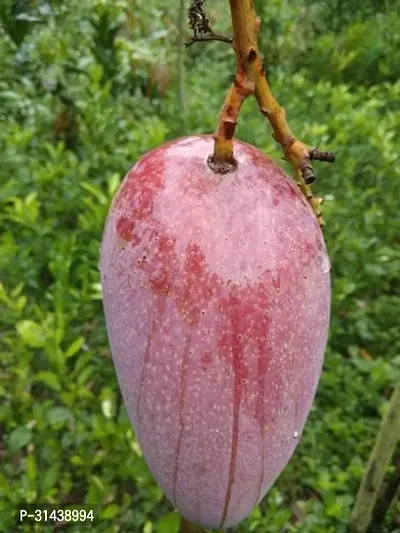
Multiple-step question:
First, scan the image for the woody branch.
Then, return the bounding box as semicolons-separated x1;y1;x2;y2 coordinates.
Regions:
188;0;335;226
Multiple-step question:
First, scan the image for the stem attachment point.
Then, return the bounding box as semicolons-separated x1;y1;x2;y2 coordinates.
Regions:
207;153;237;174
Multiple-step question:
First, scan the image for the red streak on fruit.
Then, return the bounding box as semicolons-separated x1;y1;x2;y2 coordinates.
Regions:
172;336;191;506
219;298;245;527
114;152;165;216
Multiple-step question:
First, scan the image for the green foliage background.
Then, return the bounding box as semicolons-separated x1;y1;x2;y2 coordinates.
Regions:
0;0;399;531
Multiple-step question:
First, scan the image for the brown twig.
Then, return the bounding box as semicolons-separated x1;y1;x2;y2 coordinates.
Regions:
188;0;335;225
208;69;254;173
310;147;336;164
185;33;233;47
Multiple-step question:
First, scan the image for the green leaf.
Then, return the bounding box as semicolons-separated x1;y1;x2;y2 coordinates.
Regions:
65;336;85;358
156;512;180;533
33;371;61;392
16;320;45;347
8;427;32;451
70;455;85;466
101;504;120;519
81;182;108;204
143;522;153;533
77;365;95;385
46;407;72;426
108;173;121;197
40;465;60;496
26;454;37;485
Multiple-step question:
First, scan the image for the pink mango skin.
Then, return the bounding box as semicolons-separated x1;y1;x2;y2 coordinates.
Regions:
100;136;330;529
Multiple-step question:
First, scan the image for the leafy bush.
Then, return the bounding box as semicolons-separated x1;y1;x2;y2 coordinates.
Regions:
303;11;400;86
